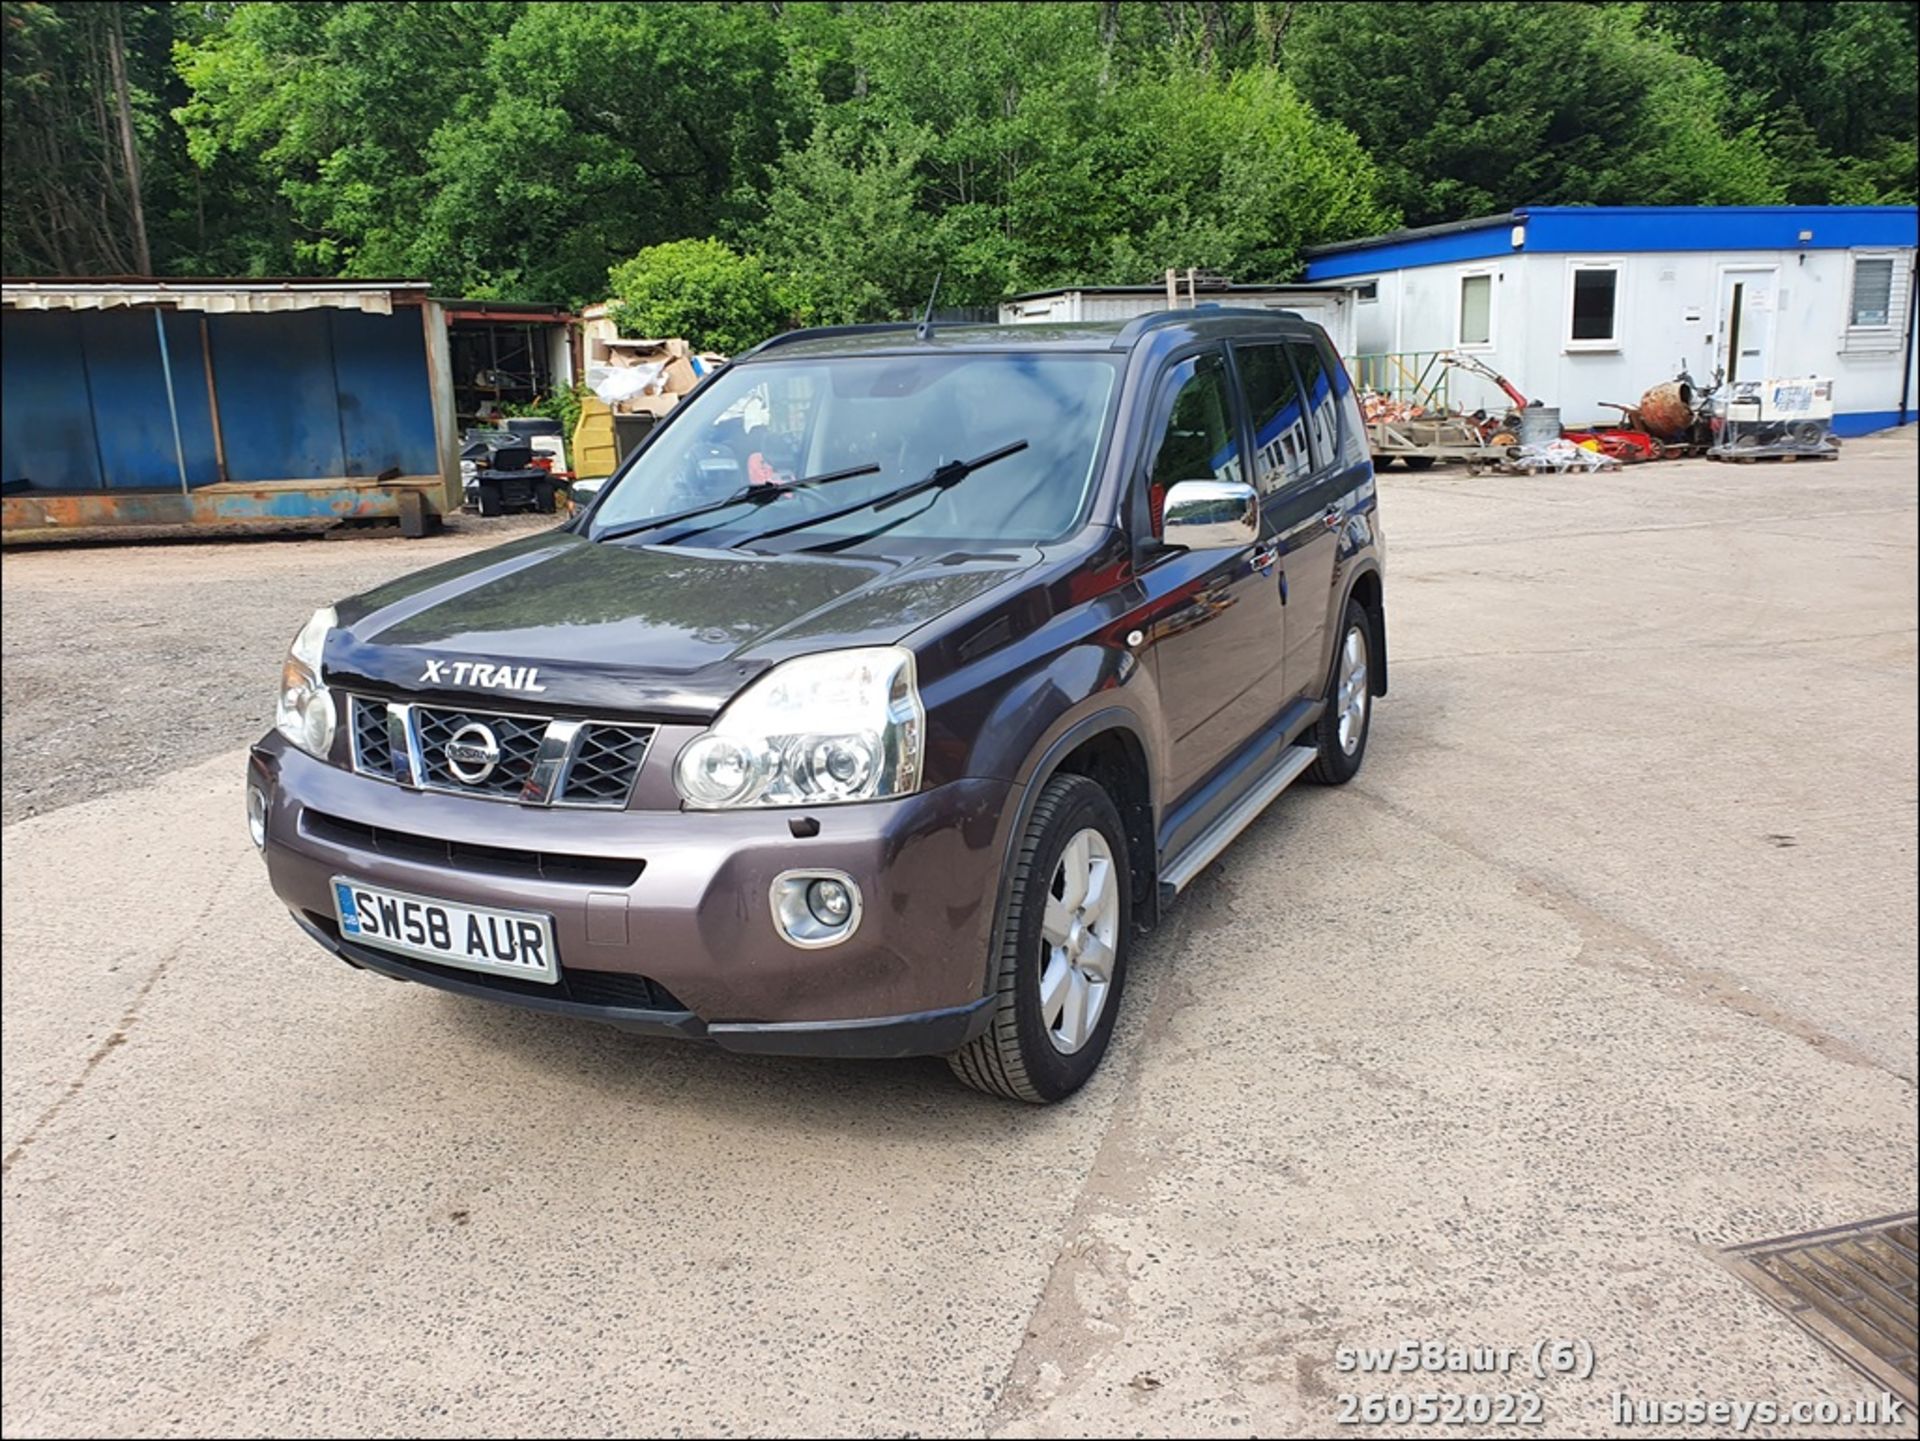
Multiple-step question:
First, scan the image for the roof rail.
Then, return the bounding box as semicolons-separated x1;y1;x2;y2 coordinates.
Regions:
1110;304;1303;349
734;322;923;361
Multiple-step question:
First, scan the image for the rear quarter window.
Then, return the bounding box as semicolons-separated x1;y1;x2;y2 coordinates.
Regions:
1285;340;1342;472
1320;336;1373;470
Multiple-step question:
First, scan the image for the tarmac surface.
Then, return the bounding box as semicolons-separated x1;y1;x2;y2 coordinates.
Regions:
4;433;1916;1437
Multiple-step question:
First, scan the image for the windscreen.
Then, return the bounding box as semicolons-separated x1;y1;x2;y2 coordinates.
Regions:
586;352;1119;550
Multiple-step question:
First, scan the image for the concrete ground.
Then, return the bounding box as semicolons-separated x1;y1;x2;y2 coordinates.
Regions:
3;433;1916;1438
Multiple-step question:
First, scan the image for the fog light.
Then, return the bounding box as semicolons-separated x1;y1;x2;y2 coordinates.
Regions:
770;870;862;949
246;784;269;849
807;878;852;925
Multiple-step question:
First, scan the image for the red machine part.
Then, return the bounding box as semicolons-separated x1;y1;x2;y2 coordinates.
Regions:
1439;352;1533;442
1443;352;1531;410
1561;427;1664;463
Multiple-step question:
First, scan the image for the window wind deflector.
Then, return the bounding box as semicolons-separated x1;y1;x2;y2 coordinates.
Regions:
595;462;880;545
728;440;1030;551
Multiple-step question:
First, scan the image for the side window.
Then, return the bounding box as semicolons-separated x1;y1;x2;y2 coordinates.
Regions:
1459;273;1493;346
1568;264;1619;346
1327;342;1372;470
1143;353;1243;531
1849;255;1895;328
1235;344;1313;494
1287;340;1341;471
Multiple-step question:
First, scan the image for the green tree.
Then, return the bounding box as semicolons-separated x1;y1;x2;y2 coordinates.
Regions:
1284;1;1780;225
3;1;162;274
1091;67;1395;285
1648;0;1919;202
606;238;790;354
7;0;1915;293
1580;5;1780;207
175;2;519;275
404;1;795;301
752;3;1393;322
753;120;940;325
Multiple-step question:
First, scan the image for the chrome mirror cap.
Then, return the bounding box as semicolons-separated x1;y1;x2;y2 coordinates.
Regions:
1161;479;1259;550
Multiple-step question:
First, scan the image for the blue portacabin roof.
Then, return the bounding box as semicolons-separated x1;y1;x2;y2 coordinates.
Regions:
1303;205;1919;279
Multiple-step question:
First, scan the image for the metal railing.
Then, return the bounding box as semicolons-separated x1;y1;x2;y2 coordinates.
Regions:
1350;351;1452;410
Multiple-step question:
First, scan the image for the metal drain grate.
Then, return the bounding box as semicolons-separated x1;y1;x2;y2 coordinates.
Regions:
1721;1211;1918;1407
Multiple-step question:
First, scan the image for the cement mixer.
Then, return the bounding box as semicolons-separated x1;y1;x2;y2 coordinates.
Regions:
1601;365;1723;453
1636;379;1695;440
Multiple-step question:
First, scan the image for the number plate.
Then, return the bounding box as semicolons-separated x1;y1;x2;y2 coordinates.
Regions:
330;877;558;984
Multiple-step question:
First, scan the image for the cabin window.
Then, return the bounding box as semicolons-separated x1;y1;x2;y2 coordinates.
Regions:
1459;273;1492;347
1850;256;1894;328
1568;265;1620;348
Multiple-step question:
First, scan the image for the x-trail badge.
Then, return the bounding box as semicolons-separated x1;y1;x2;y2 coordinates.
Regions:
419;660;546;693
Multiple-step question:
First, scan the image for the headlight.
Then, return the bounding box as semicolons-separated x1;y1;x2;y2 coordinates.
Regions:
674;647;923;809
274;606;338;759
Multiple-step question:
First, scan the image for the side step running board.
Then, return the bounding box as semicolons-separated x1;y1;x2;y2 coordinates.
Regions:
1159;744;1318;898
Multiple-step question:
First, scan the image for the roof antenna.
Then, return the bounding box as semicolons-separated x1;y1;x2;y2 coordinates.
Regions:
916;269;943;341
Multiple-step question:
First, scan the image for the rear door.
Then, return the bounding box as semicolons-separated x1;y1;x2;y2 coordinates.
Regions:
1235;334;1354;702
1135;348;1288;799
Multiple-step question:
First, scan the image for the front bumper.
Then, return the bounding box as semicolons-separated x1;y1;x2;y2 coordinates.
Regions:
251;738;1015;1058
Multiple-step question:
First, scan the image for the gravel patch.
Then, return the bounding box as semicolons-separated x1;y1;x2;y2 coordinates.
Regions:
1;513;560;826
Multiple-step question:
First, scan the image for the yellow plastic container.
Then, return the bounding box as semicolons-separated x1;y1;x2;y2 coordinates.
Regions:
572;394;619;480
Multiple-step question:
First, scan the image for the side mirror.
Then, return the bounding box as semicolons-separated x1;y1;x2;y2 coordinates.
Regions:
1161;479;1258;551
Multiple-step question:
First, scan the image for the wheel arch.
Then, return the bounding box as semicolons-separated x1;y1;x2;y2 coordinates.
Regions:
1343;563;1387;696
982;710;1159;997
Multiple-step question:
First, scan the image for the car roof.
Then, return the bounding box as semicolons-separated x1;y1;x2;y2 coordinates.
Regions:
733;308;1325;363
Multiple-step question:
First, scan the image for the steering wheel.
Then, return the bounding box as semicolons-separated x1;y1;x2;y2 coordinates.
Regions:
742;430;849;516
679;443;745;507
759;479;841;515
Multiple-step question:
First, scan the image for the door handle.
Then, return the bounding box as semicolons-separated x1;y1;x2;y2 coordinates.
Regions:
1323;506;1343;531
1251;542;1280;570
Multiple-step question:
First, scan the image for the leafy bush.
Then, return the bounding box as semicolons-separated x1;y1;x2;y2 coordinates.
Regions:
606;238;791;355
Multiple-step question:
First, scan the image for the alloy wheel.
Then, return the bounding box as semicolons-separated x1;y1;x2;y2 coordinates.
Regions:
1039;828;1120;1055
1336;625;1369;755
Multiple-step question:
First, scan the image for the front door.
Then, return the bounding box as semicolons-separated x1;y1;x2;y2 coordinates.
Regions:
1136;349;1289;800
1716;267;1777;384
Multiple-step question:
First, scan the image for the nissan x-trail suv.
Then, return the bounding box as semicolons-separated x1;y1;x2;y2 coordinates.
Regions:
251;309;1386;1102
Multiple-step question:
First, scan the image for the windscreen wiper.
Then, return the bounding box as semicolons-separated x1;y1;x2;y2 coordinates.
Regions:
595;462;879;545
727;440;1029;551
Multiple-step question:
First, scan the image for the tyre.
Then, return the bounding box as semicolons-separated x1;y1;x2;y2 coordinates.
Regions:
948;773;1131;1103
1401;455;1436;471
1306;599;1375;784
477;483;503;518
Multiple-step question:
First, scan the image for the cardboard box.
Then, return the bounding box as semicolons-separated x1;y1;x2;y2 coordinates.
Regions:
593;336;699;394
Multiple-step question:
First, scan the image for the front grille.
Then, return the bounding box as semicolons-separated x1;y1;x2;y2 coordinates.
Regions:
306;910;687;1011
556;724;652;808
351;697;395;776
346;697;654;809
415;705;547;799
302;809;644;888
